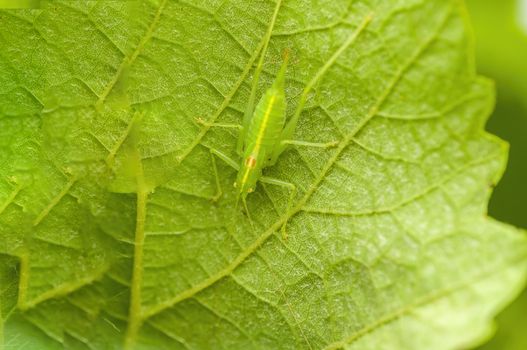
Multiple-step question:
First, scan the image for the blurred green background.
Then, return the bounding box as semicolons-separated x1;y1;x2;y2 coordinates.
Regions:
467;0;527;349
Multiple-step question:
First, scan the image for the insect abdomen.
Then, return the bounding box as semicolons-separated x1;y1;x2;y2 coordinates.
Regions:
246;88;286;151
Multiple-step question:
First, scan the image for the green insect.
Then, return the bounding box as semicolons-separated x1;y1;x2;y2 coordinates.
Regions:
198;51;337;239
197;12;373;238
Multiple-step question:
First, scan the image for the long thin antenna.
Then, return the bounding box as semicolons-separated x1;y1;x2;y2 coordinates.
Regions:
242;196;255;230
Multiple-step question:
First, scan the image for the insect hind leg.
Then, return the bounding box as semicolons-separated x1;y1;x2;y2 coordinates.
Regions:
268;138;338;166
260;176;297;240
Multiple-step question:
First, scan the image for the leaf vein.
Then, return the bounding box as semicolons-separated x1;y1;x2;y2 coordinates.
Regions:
96;0;168;107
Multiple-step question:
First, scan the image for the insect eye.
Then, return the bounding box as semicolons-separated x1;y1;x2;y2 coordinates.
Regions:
248;188;254;193
233;182;237;188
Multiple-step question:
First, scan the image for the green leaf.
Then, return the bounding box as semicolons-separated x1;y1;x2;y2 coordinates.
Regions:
0;1;526;349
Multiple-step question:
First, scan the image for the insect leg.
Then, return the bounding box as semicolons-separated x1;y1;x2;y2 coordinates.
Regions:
195;117;242;130
267;139;338;166
208;148;240;201
209;152;222;202
280;140;338;148
208;148;256;230
209;148;240;170
260;176;296;240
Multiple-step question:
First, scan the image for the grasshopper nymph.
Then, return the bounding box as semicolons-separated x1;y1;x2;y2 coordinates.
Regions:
197;13;373;239
199;50;337;238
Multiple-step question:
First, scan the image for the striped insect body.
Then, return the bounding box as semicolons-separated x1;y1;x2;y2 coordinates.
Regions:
234;53;289;200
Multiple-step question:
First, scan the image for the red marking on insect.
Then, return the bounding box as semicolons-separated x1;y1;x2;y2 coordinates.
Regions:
245;156;257;168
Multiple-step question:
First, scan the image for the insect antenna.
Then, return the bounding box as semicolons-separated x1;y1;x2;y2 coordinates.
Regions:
233;193;254;231
242;196;255;230
234;192;240;213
